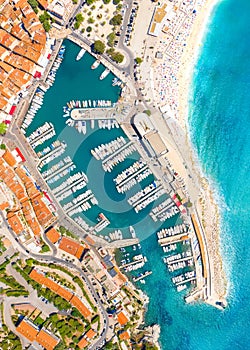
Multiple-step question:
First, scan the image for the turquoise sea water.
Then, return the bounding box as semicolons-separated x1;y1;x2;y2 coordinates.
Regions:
139;0;250;349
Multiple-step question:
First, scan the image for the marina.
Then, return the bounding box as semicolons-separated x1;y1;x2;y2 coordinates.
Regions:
22;39;196;298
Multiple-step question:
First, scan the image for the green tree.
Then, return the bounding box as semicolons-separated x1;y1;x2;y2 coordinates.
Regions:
39;11;50;23
103;0;111;3
28;0;38;10
110;14;122;26
135;57;143;64
143;109;151;116
86;0;95;5
93;40;105;54
0;123;7;135
74;21;81;29
113;0;120;4
86;26;92;32
107;32;116;47
75;13;84;22
111;52;124;63
42;20;50;32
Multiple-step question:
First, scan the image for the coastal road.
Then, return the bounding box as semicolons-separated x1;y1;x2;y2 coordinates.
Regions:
117;0;135;76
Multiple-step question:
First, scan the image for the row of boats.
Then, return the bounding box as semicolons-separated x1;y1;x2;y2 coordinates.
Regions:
94;213;110;233
127;180;166;213
37;140;61;158
134;187;165;213
38;141;67;170
97;119;119;129
114;158;147;185
65;99;113;110
21;46;65;132
91;137;126;161
158;226;196;292
21;87;47;131
102;143;136;173
62;189;98;217
47;164;76;185
123;258;147;273
76;47;122;86
116;168;152;194
29;122;56;150
149;197;180;222
128;181;159;206
66;119;87;134
108;230;123;241
157;224;188;239
66;118;120;134
52;171;88;195
42;156;71;179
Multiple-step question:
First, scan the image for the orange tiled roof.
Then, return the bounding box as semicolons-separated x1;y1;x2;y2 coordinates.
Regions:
7;211;24;234
2;150;16;167
58;237;84;259
46;227;61;244
78;337;88;349
57;286;73;301
29;269;46;285
70;296;91;318
59;236;80;256
16;319;39;342
36;329;59;350
117;311;129;326
37;0;48;9
43;277;59;293
0;202;9;210
0;1;47;110
85;329;96;339
119;330;130;340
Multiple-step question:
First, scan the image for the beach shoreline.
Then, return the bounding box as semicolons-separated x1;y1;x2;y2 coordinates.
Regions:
177;0;228;302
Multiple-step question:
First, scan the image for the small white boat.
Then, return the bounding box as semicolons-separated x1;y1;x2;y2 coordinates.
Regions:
76;48;86;61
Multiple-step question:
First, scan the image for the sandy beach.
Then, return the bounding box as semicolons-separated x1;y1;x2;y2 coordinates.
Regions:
177;0;228;301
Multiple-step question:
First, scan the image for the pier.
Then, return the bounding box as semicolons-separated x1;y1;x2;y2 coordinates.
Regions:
29;123;54;146
132;184;163;208
65;193;94;214
175;277;196;286
53;177;86;197
133;271;152;282
44;161;73;181
38;142;67;169
102;140;132;164
119;258;145;269
168;256;193;265
158;233;189;245
116;164;148;187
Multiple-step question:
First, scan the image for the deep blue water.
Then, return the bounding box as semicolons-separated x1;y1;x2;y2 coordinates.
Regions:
140;0;250;349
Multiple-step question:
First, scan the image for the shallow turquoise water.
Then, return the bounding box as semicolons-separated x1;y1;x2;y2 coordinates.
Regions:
139;0;250;349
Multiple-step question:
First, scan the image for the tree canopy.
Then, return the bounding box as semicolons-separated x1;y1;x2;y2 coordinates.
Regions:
93;40;105;54
110;14;122;26
0;123;7;135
